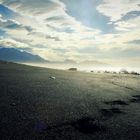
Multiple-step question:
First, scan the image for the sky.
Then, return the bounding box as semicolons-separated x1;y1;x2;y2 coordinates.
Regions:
0;0;140;67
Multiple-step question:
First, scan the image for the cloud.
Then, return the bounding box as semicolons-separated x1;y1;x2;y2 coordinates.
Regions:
127;39;140;44
121;11;140;21
46;16;65;21
46;24;75;33
0;17;33;32
46;35;61;41
97;0;140;21
0;0;66;16
0;0;100;33
114;21;137;31
60;0;114;34
0;0;139;66
116;15;140;31
0;0;100;43
0;38;29;48
0;28;6;36
0;4;16;19
31;47;66;61
78;46;100;54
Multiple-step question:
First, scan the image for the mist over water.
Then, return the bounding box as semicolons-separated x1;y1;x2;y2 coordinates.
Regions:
23;62;140;73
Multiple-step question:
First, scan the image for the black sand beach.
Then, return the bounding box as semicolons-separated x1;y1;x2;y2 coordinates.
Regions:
0;61;140;140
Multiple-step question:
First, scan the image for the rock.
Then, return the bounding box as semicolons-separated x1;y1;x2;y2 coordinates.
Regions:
49;76;56;79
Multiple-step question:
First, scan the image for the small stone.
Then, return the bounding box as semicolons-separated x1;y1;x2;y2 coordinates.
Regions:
49;76;56;79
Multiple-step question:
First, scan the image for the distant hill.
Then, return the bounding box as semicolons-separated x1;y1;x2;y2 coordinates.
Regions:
0;47;47;63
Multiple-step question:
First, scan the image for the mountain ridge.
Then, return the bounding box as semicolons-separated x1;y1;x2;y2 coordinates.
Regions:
0;47;48;63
